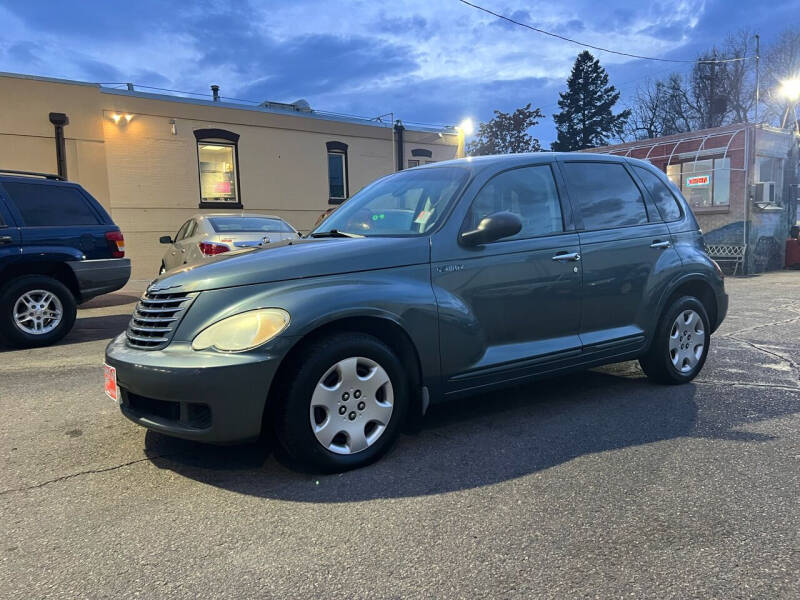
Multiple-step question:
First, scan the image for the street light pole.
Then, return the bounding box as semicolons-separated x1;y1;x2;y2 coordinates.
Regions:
754;34;760;124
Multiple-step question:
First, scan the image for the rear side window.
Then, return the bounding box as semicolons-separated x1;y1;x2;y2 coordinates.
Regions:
3;182;100;226
563;162;648;230
466;165;564;240
632;166;682;222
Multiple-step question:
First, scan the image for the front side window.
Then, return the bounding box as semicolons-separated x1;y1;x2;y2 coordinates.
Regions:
198;143;239;206
465;165;564;240
313;167;469;237
2;182;100;226
667;157;730;207
633;166;682;222
563;162;648;230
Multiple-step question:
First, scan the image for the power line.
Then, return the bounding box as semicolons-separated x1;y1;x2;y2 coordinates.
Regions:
456;0;750;64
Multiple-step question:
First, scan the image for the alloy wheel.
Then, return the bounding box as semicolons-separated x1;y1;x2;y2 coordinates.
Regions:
13;290;64;335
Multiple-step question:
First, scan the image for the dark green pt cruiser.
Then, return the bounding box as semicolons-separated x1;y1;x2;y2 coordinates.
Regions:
105;153;728;472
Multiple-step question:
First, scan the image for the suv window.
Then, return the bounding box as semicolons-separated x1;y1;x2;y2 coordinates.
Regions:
632;166;682;222
466;165;564;240
2;182;100;226
563;162;648;230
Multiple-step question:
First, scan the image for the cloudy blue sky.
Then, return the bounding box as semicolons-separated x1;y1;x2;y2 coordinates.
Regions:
0;0;797;143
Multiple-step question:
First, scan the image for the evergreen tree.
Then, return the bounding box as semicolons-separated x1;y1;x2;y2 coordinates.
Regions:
551;51;630;151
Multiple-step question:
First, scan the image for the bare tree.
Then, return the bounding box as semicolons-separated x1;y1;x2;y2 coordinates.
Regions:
723;30;756;123
762;29;800;127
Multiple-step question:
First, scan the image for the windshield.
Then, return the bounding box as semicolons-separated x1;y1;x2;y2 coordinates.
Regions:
312;167;469;237
208;217;294;233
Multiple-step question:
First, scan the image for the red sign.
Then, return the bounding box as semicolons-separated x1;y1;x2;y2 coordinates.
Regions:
686;175;710;187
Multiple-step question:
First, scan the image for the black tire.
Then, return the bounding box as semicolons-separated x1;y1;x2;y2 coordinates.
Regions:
640;295;710;385
0;275;77;348
273;332;409;473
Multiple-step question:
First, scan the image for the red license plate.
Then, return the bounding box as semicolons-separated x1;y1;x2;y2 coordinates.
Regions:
104;364;118;403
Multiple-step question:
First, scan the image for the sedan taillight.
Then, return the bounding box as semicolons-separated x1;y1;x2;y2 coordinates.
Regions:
105;230;125;258
199;241;230;256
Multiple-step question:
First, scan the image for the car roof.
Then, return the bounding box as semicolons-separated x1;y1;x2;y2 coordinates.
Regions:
413;151;634;175
192;212;289;221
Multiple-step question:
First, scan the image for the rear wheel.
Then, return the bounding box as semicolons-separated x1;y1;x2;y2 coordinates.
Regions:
274;332;408;472
0;275;77;348
640;295;710;384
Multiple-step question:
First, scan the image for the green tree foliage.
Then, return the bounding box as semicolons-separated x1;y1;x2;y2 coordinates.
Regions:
551;51;631;151
466;103;543;156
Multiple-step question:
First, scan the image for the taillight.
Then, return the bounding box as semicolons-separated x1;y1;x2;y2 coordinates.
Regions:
105;230;125;258
199;241;230;256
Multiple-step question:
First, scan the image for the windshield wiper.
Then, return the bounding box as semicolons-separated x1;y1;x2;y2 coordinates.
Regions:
309;229;364;239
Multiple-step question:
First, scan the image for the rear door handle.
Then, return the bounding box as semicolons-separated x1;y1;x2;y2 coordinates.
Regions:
0;235;13;245
552;251;581;262
650;240;671;249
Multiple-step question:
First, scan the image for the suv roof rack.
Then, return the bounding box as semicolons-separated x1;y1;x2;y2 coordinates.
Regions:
0;169;65;181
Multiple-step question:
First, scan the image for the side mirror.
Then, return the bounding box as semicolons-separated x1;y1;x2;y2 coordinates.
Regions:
460;211;522;246
159;235;173;244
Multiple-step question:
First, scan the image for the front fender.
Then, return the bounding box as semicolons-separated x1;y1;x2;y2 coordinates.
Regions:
174;264;440;382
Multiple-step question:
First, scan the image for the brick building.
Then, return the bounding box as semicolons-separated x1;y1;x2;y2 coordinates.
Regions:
585;124;799;273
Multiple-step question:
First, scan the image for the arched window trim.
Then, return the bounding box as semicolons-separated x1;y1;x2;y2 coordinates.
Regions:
194;128;242;209
411;148;433;158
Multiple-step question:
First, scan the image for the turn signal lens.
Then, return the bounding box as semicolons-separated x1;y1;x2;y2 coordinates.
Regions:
191;308;290;352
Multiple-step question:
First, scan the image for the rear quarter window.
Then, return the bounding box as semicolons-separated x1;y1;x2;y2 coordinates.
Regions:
3;182;100;226
563;162;648;230
632;166;683;222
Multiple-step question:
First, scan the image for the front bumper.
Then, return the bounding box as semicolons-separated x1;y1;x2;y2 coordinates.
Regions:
69;258;131;302
105;332;297;443
714;288;729;333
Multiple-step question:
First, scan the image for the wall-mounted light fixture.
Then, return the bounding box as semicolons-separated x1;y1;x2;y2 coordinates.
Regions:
169;119;177;135
109;113;134;124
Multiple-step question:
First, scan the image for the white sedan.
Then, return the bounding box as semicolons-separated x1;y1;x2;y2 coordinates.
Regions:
158;213;300;274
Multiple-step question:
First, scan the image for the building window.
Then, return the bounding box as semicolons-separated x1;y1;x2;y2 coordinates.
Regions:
408;159;420;168
757;156;783;203
194;129;241;208
666;156;730;208
326;141;349;204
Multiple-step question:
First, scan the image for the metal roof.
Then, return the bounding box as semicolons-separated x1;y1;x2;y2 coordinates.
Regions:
0;70;456;135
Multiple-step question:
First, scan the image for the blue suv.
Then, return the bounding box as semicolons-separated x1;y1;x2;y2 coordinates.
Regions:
0;170;130;348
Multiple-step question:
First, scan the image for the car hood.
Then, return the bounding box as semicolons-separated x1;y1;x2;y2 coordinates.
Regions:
149;236;431;293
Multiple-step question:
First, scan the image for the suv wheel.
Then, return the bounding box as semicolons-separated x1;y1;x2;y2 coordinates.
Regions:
0;275;77;348
274;333;409;472
640;295;710;385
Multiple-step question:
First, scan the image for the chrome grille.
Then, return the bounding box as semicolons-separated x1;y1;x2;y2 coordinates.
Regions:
126;290;195;349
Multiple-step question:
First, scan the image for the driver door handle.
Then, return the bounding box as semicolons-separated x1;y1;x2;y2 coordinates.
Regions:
650;240;671;249
552;251;581;262
0;235;13;245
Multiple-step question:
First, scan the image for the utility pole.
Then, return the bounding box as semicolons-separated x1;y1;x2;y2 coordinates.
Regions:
754;34;760;124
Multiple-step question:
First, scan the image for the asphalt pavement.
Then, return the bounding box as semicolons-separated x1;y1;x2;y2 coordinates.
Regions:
1;273;798;599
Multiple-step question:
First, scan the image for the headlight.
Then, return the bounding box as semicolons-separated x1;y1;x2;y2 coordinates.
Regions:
191;308;290;352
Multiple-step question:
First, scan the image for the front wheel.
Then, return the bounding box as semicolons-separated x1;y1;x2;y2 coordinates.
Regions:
274;332;409;472
0;275;77;348
640;295;710;384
